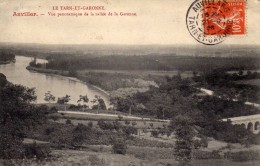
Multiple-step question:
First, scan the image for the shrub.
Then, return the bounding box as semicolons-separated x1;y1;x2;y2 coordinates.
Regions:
50;115;59;121
122;126;137;138
66;119;72;124
71;123;91;146
200;137;208;148
112;138;127;155
134;152;147;160
88;121;93;128
23;142;51;160
193;150;222;160
225;150;260;162
88;155;106;166
132;121;137;126
45;127;55;135
151;130;159;138
50;106;58;113
118;115;123;121
193;140;201;149
125;120;130;125
97;120;114;130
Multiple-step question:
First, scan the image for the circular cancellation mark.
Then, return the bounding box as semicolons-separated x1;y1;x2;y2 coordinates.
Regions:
186;0;233;45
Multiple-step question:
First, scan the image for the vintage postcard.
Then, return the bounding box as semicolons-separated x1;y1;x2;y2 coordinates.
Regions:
0;0;260;166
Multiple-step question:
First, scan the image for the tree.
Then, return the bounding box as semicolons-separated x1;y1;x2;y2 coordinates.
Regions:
246;70;252;77
170;115;195;166
77;94;89;111
57;94;71;111
192;71;198;77
71;123;90;147
0;73;47;159
91;95;106;114
44;91;56;103
109;97;119;114
156;105;165;120
112;138;127;155
238;69;244;76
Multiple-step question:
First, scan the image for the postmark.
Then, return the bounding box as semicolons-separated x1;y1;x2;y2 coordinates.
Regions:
186;0;246;45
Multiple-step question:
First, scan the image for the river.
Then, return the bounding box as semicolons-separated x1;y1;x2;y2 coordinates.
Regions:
0;56;110;106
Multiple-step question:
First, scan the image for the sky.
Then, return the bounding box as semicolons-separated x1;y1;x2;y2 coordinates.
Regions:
0;0;259;45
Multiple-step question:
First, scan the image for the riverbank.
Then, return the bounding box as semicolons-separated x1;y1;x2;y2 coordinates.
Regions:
26;66;110;97
0;60;14;65
26;65;161;100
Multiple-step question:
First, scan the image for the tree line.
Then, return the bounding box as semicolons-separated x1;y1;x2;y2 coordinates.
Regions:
44;54;260;71
0;51;15;62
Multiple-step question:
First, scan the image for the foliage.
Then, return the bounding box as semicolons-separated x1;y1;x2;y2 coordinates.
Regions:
0;73;47;159
88;121;93;128
170;115;195;166
224;150;260;162
112;138;127;155
193;140;201;149
97;120;115;130
127;137;174;148
0;51;15;62
151;130;159;138
44;91;55;103
45;54;260;72
108;74;257;146
68;69;77;77
77;94;89;111
88;155;106;166
91;95;106;113
23;142;51;160
122;126;138;139
125;120;130;125
200;137;208;148
197;96;260;118
193;150;222;160
200;120;255;144
71;123;91;147
66;119;72;124
57;94;71;104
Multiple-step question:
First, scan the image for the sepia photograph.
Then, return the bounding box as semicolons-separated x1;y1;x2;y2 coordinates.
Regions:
0;0;260;165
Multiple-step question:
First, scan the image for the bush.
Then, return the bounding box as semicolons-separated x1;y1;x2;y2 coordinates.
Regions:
125;120;130;125
88;121;93;128
97;120;114;130
45;127;55;135
127;137;174;148
193;150;222;159
225;150;260;162
122;126;137;138
112;138;127;155
71;123;91;146
66;119;72;124
50;115;59;121
88;154;106;166
132;121;137;126
151;130;159;138
200;137;208;148
23;142;51;160
50;106;58;113
118;115;123;121
193;140;201;149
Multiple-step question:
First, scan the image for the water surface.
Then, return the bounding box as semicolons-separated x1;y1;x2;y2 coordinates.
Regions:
0;56;109;106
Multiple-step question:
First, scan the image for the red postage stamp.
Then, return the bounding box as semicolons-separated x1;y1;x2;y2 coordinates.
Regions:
202;0;246;35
